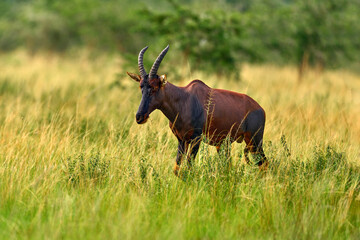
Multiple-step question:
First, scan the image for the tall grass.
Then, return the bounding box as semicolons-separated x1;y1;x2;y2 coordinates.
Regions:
0;50;359;239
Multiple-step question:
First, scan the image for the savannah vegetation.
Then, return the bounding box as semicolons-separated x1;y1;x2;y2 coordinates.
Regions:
1;51;359;239
0;0;360;239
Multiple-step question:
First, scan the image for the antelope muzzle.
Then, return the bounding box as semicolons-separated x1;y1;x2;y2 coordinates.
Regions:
135;113;149;124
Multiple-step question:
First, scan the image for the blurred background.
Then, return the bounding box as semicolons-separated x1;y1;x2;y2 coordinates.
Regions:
1;2;360;238
1;0;359;80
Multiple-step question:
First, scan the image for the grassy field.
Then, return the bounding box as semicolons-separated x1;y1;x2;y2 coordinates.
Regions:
0;50;359;239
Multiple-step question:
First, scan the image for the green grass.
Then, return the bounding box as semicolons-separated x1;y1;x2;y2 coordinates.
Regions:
0;51;359;239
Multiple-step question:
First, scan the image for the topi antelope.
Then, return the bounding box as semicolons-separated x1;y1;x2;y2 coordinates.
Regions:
127;45;268;176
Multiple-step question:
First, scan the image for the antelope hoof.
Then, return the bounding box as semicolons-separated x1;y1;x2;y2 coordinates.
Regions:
173;164;180;176
259;161;269;171
243;157;251;165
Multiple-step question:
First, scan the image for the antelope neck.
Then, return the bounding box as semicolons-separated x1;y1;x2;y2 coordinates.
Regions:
159;82;188;124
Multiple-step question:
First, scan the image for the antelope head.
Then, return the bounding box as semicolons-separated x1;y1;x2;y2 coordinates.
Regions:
127;45;169;124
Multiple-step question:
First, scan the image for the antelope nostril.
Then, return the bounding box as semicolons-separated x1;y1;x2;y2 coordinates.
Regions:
136;114;142;122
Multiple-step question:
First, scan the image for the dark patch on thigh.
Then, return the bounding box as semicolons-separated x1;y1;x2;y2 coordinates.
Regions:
243;108;265;137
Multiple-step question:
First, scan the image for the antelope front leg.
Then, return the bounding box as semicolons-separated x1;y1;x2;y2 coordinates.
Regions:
173;137;201;177
174;140;186;176
187;136;201;167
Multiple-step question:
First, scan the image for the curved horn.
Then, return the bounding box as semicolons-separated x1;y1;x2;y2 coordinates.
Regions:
138;46;148;77
149;45;169;78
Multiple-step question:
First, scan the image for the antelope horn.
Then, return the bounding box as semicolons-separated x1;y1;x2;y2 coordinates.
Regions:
149;45;169;79
138;46;148;77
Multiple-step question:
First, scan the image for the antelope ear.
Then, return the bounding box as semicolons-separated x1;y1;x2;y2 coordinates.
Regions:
127;72;141;82
160;74;167;86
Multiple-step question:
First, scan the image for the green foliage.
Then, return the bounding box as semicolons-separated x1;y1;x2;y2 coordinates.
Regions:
280;134;291;157
0;0;141;52
66;151;110;185
312;145;346;174
293;0;360;72
139;1;248;75
1;0;360;74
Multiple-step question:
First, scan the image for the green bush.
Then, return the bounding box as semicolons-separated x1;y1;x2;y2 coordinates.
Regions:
0;0;359;74
66;151;110;185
